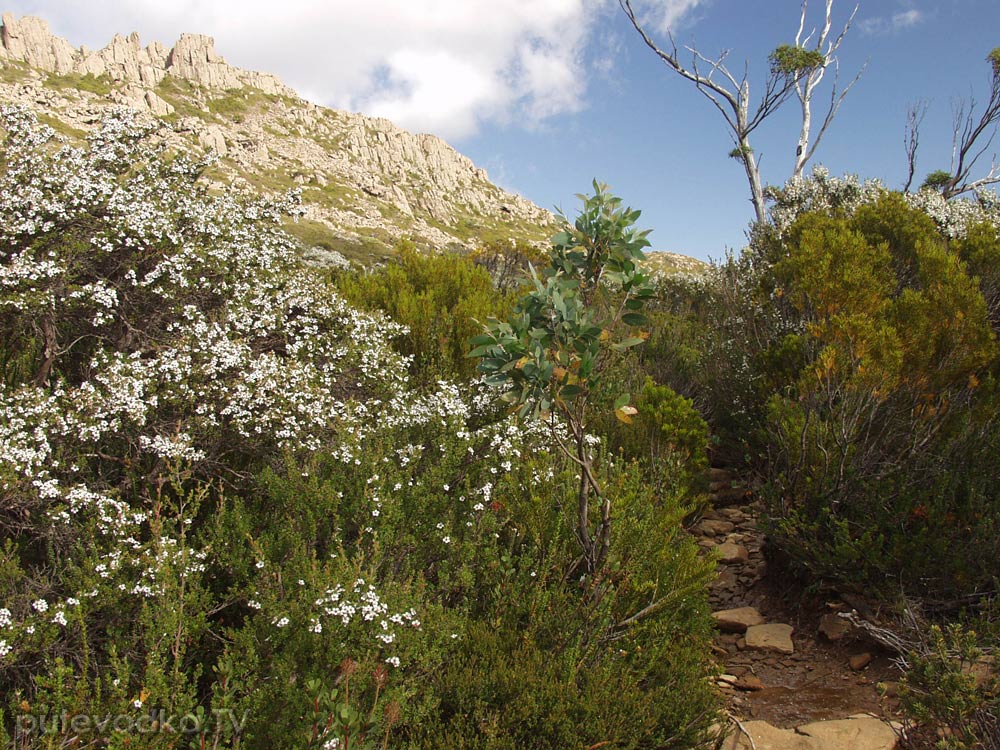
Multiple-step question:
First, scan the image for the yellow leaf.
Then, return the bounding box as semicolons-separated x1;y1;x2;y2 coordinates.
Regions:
615;405;637;424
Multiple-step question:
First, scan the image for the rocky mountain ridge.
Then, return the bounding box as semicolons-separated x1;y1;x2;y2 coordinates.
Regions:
1;13;707;273
0;13;556;263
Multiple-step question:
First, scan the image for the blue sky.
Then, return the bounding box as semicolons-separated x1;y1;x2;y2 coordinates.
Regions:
6;0;1000;260
459;0;1000;260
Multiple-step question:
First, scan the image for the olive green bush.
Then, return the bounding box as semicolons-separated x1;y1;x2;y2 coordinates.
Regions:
336;245;514;384
897;624;1000;750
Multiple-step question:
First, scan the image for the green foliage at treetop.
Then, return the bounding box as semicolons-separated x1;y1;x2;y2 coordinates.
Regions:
769;44;826;75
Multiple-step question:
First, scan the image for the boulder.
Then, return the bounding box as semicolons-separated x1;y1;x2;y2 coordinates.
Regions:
198;124;228;155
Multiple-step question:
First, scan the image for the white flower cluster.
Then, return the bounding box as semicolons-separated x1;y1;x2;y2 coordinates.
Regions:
904;188;1000;239
766;165;1000;241
766;166;886;235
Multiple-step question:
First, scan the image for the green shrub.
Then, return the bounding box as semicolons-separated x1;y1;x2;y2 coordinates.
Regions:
749;194;1000;602
337;245;514;383
897;624;1000;750
400;456;718;750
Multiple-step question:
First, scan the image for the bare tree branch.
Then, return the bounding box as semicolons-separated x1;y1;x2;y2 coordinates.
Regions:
941;53;1000;198
903;100;928;192
621;0;861;224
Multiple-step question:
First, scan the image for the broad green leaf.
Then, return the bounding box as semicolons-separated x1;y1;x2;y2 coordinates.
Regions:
622;312;648;326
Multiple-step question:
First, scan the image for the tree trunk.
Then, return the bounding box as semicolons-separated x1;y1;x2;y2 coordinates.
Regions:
793;96;811;178
741;143;769;225
33;315;58;386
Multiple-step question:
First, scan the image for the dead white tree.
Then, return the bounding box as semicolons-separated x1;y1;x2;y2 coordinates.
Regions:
620;0;862;225
902;100;928;193
943;49;1000;198
908;49;1000;197
790;1;864;178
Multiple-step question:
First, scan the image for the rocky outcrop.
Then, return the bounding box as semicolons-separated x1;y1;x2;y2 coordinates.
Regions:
0;13;556;260
1;14;76;72
0;14;296;100
166;33;287;95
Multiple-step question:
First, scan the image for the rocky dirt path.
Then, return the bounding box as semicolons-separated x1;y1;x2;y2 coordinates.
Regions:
695;467;905;750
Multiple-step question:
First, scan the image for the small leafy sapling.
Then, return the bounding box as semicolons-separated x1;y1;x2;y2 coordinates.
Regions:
470;181;655;576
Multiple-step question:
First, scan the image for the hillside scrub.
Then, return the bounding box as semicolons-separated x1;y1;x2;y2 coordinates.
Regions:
669;179;1000;609
0;108;719;748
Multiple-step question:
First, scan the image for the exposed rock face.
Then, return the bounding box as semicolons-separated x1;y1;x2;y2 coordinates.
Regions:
0;14;294;97
1;14;76;72
0;13;556;260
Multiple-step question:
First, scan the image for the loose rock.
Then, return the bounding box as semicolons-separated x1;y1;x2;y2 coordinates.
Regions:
849;653;872;672
819;612;851;642
712;606;766;633
745;623;795;654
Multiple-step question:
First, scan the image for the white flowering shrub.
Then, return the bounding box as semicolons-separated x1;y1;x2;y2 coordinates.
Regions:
0;109;719;748
765;166;886;237
766;164;1000;241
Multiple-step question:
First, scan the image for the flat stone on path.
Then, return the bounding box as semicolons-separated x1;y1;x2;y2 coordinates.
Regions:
712;606;765;633
716;541;750;564
745;623;795;654
719;720;813;750
721;716;899;750
798;715;899;750
696;518;736;536
734;674;764;691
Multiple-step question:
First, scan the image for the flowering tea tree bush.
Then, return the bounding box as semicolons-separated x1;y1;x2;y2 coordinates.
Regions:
0;106;506;744
0;104;442;742
0;109;719;749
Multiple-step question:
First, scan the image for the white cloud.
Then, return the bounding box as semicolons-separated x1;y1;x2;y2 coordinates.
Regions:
632;0;708;35
3;0;620;140
859;7;924;36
